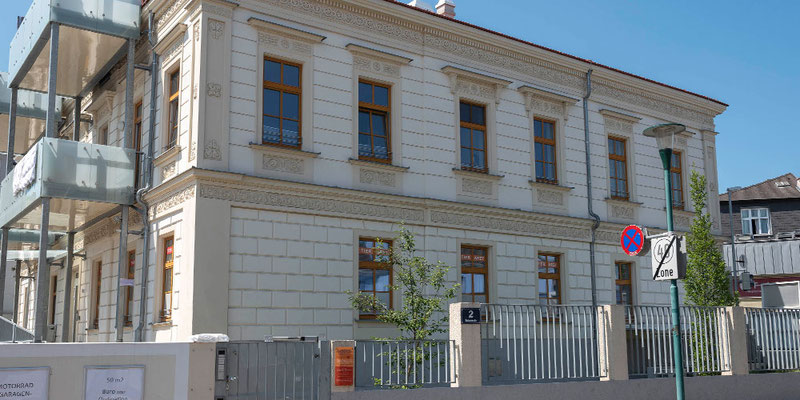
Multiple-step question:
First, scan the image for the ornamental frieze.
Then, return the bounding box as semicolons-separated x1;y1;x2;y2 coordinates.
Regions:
430;211;590;241
150;185;197;218
197;184;425;222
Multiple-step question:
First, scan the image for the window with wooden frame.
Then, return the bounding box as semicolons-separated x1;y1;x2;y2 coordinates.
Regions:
459;101;487;173
124;250;136;327
615;262;633;305
461;245;488;303
358;238;392;318
358;80;391;162
161;236;175;322
133;101;143;189
608;137;629;200
263;57;302;148
92;261;102;329
49;275;58;325
670;151;683;209
534;118;558;184
167;69;180;150
538;253;561;305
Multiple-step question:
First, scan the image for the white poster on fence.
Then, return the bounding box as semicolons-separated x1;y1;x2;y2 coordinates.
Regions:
0;367;49;399
84;366;144;400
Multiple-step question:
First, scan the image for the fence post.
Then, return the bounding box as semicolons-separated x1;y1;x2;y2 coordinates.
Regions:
598;305;628;381
331;340;356;393
449;302;482;387
721;306;749;375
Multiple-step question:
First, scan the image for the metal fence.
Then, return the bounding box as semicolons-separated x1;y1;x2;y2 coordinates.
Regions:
355;340;452;389
0;315;34;342
480;304;601;384
745;308;800;372
214;339;329;400
626;306;729;378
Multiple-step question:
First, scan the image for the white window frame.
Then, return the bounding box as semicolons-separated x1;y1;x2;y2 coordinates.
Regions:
741;207;771;235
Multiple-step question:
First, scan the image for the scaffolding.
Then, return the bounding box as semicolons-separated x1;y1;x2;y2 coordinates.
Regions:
0;0;141;343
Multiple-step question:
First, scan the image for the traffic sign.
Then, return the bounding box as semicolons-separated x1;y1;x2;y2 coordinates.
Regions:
620;225;648;256
651;234;685;280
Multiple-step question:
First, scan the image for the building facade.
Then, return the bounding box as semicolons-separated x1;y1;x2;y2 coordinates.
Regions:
721;173;800;307
5;0;728;342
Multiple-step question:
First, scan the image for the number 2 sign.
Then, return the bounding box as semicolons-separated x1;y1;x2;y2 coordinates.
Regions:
461;308;481;324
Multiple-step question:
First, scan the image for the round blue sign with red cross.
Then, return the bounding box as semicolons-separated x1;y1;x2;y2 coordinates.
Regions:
620;225;646;256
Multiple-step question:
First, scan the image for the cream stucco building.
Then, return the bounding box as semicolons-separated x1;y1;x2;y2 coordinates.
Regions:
3;0;728;343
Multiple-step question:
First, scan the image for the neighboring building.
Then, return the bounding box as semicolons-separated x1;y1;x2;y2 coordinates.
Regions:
721;173;800;307
0;0;728;343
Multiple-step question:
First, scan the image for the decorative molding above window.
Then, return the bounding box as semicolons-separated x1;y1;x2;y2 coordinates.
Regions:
346;44;412;78
154;23;188;55
518;86;579;122
599;109;640;137
248;17;326;45
442;66;511;104
605;197;642;223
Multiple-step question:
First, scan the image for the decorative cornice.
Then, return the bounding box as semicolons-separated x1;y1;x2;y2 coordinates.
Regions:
248;17;326;43
345;44;413;65
599;109;641;124
151;185;197;218
528;180;574;192
256;0;722;126
442;65;511;104
518;86;579;106
452;168;504;181
248;143;320;159
348;158;409;173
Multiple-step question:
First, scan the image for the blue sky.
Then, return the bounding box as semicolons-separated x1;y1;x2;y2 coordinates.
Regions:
1;0;796;192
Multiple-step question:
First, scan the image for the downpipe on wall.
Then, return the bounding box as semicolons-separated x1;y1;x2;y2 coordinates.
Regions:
135;12;158;343
583;69;602;373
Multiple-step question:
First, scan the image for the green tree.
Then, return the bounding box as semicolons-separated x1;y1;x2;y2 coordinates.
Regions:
685;170;737;307
348;226;460;341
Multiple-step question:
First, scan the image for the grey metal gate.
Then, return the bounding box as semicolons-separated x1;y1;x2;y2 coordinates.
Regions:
214;338;330;400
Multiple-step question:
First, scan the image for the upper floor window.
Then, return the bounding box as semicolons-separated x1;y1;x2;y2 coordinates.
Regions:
167;70;180;150
538;253;561;305
124;250;136;326
49;275;58;325
460;101;487;172
358;81;391;162
742;208;771;235
97;125;108;146
670;151;683;209
608;137;628;200
134;101;143;188
534;118;557;184
358;238;392;318
263;57;301;148
461;245;488;303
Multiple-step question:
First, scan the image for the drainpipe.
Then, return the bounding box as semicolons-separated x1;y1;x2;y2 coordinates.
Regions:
135;11;158;343
583;69;599;308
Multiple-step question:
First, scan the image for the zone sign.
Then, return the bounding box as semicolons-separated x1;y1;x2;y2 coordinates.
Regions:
651;234;682;281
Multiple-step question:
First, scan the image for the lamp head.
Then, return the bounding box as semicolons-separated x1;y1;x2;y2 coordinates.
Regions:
643;123;686;151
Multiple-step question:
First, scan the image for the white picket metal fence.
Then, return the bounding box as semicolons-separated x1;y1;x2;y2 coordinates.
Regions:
354;340;453;389
625;305;729;377
745;308;800;372
479;304;602;383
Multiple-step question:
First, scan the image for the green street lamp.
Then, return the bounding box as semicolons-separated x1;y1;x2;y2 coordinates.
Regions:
643;122;686;400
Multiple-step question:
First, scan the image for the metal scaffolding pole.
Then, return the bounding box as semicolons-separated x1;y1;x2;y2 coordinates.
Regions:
115;206;129;342
13;260;20;323
0;228;7;316
34;22;60;342
61;232;74;342
1;87;17;314
73;97;82;141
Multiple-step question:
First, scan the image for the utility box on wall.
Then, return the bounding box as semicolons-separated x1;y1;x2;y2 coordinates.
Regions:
762;281;800;309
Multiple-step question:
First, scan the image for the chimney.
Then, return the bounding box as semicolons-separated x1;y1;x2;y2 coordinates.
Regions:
436;0;456;18
407;0;434;12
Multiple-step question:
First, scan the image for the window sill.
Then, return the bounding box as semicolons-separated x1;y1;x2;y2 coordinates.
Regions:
605;197;643;206
154;145;182;167
248;143;320;159
151;320;173;330
452;168;504;181
349;158;409;172
528;180;574;192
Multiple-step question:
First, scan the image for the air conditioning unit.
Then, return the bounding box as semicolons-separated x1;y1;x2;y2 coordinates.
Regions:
762;281;800;309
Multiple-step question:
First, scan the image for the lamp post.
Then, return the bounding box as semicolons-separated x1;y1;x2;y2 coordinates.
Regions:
643;123;686;400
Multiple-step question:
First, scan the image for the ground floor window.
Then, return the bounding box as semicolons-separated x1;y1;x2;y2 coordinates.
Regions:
161;237;174;322
538;253;561;305
461;245;489;303
615;261;633;305
358;238;392;318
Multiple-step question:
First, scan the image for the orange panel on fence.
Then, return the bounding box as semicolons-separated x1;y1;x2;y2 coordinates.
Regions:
334;346;355;386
